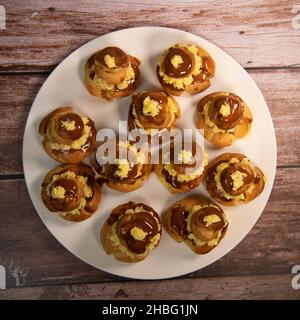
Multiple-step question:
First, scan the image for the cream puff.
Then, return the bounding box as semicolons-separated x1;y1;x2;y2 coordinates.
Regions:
154;140;208;193
39;107;96;163
196;92;253;147
128;90;180;137
206;153;266;206
41;164;101;222
92;140;151;192
84;46;140;100
101;201;162;262
163;195;228;254
156;43;215;96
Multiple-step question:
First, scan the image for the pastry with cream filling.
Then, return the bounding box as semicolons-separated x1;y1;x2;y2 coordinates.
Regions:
154;140;208;193
206;153;266;206
163;195;228;254
39;107;96;163
84;46;140;100
92;140;151;192
128;90;180;137
41;163;101;222
156;43;215;96
101;201;162;262
196;92;253;147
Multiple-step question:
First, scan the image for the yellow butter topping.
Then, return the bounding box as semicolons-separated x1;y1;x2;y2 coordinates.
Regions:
219;103;231;117
130;226;148;241
50;186;65;199
143;96;162;117
60;120;76;131
104;54;116;68
231;171;246;191
171;54;183;68
203;214;221;226
178;149;193;164
115;159;130;179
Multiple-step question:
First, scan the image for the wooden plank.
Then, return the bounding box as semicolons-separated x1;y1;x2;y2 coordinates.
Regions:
0;168;299;288
0;0;299;71
0;273;299;299
0;68;299;175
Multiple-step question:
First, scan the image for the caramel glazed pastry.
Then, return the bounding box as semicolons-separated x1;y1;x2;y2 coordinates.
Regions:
157;43;215;96
196;92;253;147
128;90;181;137
39;107;96;163
154;141;208;193
84;46;140;100
92;140;152;192
101;202;162;262
206;153;266;206
163;195;228;254
41;164;101;222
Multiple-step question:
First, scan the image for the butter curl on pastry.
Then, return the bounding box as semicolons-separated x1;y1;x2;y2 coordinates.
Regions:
163;195;228;254
154;140;208;194
84;46;140;101
196;92;253;147
156;43;215;96
128;90;181;137
39;106;96;164
41;163;101;222
92;140;152;192
206;153;266;206
101;201;162;262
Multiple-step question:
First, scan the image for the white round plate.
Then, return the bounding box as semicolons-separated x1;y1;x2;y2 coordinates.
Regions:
23;27;276;280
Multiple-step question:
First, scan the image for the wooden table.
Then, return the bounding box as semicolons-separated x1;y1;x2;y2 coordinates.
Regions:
0;0;299;300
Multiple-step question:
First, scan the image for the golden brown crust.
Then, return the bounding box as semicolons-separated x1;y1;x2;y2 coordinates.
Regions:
41;163;101;222
39;107;96;164
196;92;253;147
163;195;228;254
84;52;140;101
205;153;266;206
157;44;215;96
101;201;162;262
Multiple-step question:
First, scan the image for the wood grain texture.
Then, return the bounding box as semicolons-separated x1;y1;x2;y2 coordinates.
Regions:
1;273;299;299
0;69;299;175
0;168;299;289
0;0;299;71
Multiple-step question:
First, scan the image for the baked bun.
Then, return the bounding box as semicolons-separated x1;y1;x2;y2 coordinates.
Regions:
156;43;215;96
39;107;96;163
41;163;101;222
101;201;162;262
154;140;208;193
84;46;140;100
128;90;180;137
206;153;266;206
196;92;253;147
92;140;151;192
163;195;228;254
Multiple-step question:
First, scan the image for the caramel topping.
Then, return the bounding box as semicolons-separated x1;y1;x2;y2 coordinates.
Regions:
49;178;83;211
164;47;193;78
171;206;189;238
116;212;159;254
96;47;129;68
209;96;244;130
134;91;168;126
220;164;254;196
57;113;84;140
190;207;225;241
